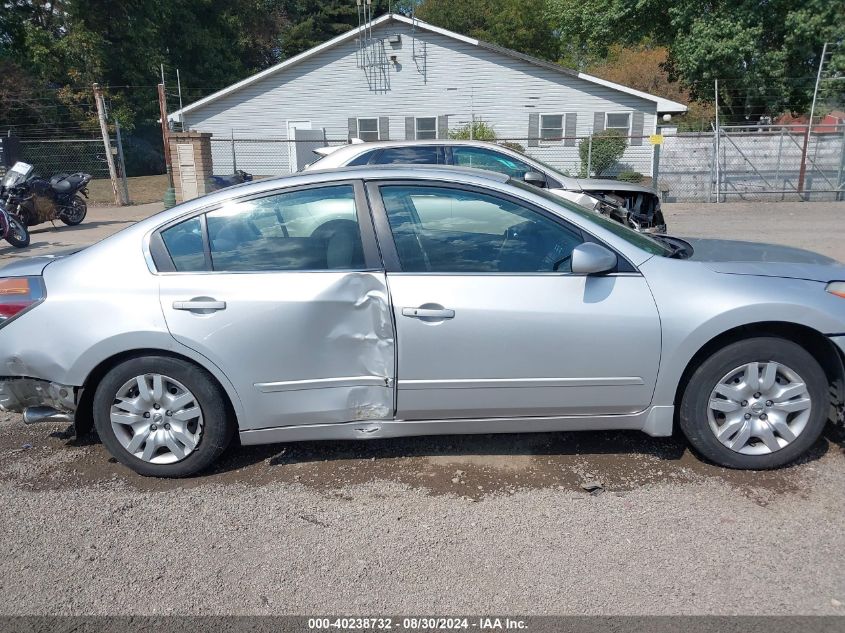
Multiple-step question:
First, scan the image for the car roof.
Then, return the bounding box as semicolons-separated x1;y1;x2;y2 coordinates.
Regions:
109;163;657;272
131;165;509;228
309;138;525;165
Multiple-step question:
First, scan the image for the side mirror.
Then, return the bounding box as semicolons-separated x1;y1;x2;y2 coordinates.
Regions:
571;242;618;275
523;171;547;188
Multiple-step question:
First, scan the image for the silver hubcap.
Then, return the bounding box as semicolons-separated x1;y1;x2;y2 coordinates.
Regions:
110;373;203;464
707;361;812;455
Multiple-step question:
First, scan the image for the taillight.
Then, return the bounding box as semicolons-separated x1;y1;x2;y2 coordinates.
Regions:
0;276;45;324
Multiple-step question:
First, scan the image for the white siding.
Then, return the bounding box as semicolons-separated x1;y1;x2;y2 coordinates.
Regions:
184;19;657;175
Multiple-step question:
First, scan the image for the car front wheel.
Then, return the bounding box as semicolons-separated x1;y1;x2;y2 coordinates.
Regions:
93;356;233;477
680;337;828;469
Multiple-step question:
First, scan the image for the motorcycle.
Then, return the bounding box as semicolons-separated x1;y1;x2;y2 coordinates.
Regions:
0;199;30;248
207;169;253;192
1;162;91;228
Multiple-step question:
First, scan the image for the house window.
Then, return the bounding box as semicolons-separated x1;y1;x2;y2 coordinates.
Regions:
540;115;564;140
357;118;380;142
415;117;437;139
605;112;631;135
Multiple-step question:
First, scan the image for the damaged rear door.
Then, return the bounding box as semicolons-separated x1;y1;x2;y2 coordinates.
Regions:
154;180;395;431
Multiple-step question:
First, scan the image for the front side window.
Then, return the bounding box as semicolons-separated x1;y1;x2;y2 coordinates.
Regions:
540;114;564;140
380;185;583;273
161;185;365;272
606;113;631;135
415;117;437;139
357;118;380;142
452;146;534;180
373;146;441;165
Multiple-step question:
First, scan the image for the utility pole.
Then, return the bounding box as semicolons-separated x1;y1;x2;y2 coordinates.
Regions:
93;83;123;206
176;68;184;131
798;42;828;199
158;83;176;208
714;78;720;203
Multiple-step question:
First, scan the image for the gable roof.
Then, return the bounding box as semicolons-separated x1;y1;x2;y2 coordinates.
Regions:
169;14;687;122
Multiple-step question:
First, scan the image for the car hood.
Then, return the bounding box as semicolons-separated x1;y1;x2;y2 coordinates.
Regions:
684;237;845;282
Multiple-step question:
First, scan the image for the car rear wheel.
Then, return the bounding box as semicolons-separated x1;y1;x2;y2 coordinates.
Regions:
93;356;233;477
679;337;828;469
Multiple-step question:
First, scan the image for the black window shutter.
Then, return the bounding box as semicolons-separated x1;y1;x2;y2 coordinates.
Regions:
528;113;540;147
405;117;415;140
378;116;389;141
631;111;645;145
437;115;449;139
593;112;605;134
564;113;577;147
348;118;358;141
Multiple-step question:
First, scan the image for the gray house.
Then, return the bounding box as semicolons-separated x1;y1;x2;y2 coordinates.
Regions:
169;14;686;176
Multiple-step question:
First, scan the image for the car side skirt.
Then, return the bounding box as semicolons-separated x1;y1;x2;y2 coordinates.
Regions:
238;405;675;445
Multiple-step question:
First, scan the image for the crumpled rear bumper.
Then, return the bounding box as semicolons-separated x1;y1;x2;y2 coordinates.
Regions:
0;378;77;415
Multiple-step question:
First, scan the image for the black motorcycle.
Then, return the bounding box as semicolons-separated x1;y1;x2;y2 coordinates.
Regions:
207;169;253;192
0;199;30;248
1;162;91;228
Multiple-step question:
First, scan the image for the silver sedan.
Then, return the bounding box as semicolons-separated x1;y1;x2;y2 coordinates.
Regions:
1;166;843;477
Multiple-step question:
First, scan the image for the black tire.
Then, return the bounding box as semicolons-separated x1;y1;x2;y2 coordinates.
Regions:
680;337;828;469
93;356;234;477
60;195;87;226
5;215;30;248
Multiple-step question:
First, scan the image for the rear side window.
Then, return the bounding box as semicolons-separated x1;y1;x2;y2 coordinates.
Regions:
347;150;377;166
372;146;441;165
161;217;205;272
159;185;366;273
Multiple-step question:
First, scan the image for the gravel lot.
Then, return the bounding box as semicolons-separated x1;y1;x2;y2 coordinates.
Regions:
0;200;844;616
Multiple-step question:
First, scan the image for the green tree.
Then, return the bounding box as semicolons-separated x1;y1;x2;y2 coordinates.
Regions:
277;0;393;60
416;0;558;61
547;0;845;121
579;130;626;177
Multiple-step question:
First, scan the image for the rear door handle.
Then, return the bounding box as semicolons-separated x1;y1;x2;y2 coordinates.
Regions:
402;307;455;319
173;299;227;312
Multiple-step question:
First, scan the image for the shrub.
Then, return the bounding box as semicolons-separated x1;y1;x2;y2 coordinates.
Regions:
617;170;644;183
449;120;497;141
498;140;526;153
578;129;627;177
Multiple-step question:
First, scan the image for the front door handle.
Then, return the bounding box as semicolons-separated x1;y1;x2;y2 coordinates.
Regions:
173;299;227;312
402;307;455;320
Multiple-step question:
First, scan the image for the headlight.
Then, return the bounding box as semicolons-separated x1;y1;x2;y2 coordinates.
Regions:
826;282;845;298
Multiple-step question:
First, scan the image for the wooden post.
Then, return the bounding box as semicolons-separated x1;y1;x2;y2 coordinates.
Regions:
114;118;130;204
158;83;174;189
93;83;123;205
158;83;177;208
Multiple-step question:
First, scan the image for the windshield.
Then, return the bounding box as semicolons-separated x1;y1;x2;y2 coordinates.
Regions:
2;162;33;188
509;179;673;257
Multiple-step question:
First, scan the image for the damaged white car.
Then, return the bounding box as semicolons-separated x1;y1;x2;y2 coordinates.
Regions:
306;139;667;233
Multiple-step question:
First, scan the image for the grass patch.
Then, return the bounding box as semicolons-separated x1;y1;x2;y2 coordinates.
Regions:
88;174;169;205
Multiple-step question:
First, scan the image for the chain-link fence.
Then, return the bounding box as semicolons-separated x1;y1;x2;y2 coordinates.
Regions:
17;138;118;178
19;126;839;203
206;127;845;202
210;136;349;176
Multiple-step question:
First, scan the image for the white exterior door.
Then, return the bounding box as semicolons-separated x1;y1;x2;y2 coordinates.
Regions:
286;120;312;173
